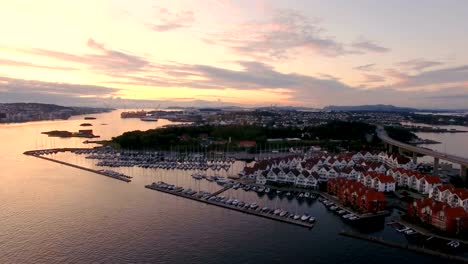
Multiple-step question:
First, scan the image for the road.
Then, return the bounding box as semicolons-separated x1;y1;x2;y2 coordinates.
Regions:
376;126;468;167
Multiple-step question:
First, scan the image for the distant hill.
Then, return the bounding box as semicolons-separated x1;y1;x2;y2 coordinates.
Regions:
323;104;417;112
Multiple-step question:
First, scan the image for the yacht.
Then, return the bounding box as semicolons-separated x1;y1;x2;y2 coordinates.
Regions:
300;214;310;221
249;203;258;210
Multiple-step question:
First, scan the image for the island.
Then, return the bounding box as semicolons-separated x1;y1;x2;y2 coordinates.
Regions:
41;129;100;138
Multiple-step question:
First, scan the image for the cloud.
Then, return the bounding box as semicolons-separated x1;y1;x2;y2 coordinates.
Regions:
0;58;76;71
0;76;118;97
354;63;376;71
396;58;444;71
362;74;385;83
210;9;347;59
351;40;390;53
20;39;150;74
208;9;389;60
389;65;468;89
149;6;195;32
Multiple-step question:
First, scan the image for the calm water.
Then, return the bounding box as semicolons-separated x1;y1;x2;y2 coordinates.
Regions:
0;111;446;263
416;125;468;160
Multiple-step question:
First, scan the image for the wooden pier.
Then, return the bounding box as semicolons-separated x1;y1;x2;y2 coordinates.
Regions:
339;230;468;263
145;185;315;229
24;153;131;182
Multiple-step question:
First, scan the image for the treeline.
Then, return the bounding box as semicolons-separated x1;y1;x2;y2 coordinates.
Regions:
385;126;417;142
406;113;468;126
112;121;376;150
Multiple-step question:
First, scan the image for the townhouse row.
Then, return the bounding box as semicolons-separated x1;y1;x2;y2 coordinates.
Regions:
327;178;386;213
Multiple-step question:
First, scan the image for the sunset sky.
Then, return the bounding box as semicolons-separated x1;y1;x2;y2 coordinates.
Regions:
1;0;468;108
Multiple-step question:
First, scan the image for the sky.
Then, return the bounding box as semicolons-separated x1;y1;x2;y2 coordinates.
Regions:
1;0;468;109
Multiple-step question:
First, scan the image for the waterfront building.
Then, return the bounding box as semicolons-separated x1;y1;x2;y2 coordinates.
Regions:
429;185;468;211
327;178;386;213
387;168;442;194
407;197;468;234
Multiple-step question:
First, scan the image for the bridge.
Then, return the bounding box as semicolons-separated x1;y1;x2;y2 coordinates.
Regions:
376;126;468;180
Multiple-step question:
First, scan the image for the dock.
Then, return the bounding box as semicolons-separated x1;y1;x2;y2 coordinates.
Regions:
320;192;390;220
145;185;315;229
208;185;232;198
339;230;468;263
24;153;131;182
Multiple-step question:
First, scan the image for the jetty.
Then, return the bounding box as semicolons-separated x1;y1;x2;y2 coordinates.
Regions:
339;230;468;263
24;152;131;182
145;184;315;229
208;185;233;198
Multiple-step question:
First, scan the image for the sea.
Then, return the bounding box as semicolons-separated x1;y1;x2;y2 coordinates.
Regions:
1;110;466;264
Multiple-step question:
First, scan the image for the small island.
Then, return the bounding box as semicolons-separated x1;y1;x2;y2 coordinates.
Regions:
41;129;100;138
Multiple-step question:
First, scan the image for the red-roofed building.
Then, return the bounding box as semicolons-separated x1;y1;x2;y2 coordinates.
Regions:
328;178;386;213
408;197;468;234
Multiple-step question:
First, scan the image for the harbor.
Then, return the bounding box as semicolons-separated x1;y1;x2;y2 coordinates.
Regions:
145;182;316;229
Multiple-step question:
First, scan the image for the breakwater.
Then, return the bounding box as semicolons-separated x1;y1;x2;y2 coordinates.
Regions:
339;230;468;263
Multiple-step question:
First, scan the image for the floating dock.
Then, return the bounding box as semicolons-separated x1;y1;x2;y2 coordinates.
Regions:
339;230;468;263
145;184;315;229
24;153;131;182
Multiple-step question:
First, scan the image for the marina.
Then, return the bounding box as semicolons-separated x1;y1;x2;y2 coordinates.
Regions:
145;182;316;229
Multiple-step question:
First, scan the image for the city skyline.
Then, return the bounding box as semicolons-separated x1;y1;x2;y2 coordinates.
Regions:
1;0;468;108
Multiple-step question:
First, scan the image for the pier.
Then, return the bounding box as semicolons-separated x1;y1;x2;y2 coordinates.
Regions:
24;152;131;182
208;185;232;198
145;184;315;229
339;230;468;263
319;192;390;220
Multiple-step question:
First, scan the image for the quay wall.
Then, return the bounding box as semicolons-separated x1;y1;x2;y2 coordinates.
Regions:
25;153;131;183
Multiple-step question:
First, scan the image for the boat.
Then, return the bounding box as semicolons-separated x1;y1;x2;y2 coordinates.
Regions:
279;210;288;217
273;209;282;215
191;173;203;180
396;227;410;233
300;214;310;221
308;217;316;223
265;188;270;193
206;176;215;182
304;192;310;198
293;214;301;220
448;240;460;248
249;203;258;209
